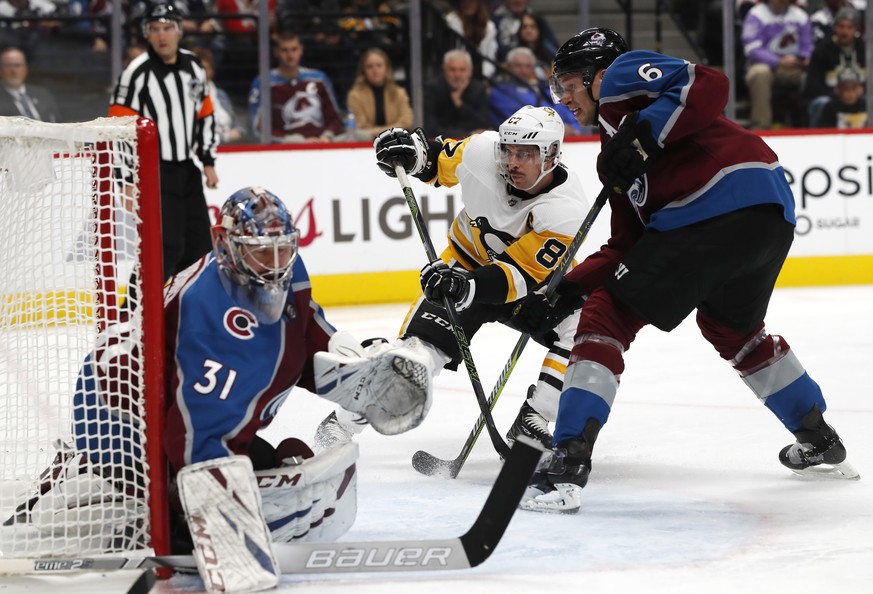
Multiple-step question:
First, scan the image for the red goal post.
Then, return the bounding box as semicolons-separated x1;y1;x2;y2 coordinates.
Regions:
0;116;169;560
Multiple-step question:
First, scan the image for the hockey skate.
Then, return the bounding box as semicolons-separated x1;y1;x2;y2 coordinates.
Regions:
519;419;601;514
313;411;367;451
779;404;859;480
506;386;553;450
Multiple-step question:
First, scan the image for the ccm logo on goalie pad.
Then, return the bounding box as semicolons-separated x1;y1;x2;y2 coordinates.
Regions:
255;471;302;489
305;546;454;569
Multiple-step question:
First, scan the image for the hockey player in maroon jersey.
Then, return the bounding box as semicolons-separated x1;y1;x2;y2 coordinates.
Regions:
5;187;434;563
514;28;858;513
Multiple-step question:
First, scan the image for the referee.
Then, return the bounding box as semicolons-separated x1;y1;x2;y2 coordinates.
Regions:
109;2;219;280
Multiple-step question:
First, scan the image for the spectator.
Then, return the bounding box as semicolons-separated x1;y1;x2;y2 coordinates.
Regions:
194;46;247;144
805;5;866;127
809;0;864;43
818;66;867;127
488;46;582;133
64;0;112;52
201;0;276;38
742;0;813;129
302;23;358;108
492;0;558;63
0;0;60;51
337;0;402;48
0;46;59;121
345;47;413;140
423;48;491;138
515;11;553;81
445;0;498;79
200;0;275;101
248;30;343;143
109;3;218;280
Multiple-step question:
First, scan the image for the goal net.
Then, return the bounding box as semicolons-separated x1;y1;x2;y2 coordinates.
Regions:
0;116;168;558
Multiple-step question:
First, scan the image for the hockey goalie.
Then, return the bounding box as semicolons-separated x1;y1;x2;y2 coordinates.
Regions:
8;187;433;592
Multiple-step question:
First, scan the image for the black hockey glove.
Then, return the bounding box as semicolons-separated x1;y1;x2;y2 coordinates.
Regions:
420;261;476;312
600;112;661;193
513;279;587;345
374;127;429;178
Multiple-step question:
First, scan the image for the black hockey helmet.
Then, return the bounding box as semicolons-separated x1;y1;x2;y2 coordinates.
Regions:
141;3;183;36
552;28;628;88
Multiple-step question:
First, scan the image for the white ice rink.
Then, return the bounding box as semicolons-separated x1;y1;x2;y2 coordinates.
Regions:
7;285;873;593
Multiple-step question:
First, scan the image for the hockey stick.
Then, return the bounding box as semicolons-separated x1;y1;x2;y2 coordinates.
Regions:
412;183;613;479
395;165;511;460
0;437;542;576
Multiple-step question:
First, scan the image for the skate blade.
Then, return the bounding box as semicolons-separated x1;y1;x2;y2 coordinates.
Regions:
789;460;860;481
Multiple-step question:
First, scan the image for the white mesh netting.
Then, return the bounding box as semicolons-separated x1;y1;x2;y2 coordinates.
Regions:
0;116;157;556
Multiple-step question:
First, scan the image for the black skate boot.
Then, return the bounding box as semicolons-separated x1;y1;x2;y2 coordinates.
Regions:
779;404;859;480
506;386;553;450
519;418;601;513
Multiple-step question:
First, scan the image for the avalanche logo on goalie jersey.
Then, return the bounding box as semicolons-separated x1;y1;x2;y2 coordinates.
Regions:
224;307;259;339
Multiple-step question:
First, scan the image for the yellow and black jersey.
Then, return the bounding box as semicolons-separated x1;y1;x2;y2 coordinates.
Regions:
421;131;589;304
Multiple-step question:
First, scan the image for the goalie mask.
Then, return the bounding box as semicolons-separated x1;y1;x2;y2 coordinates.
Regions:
496;105;564;192
549;27;628;102
212;187;300;324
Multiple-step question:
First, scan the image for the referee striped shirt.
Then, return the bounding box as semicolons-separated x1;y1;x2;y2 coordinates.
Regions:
109;46;218;165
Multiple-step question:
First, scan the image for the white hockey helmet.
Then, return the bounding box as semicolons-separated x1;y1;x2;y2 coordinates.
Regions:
496;105;564;191
212;186;300;323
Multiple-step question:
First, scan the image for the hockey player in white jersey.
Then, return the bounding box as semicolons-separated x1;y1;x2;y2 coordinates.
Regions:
316;105;591;454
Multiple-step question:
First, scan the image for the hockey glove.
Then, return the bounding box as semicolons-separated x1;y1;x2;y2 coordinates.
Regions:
374;127;429;177
513;279;586;344
420;261;476;312
600;112;661;193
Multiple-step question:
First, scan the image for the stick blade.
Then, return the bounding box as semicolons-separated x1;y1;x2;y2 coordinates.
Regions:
411;450;462;479
460;436;543;567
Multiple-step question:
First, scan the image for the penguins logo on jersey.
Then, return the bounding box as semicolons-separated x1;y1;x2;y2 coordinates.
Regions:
469;216;516;261
223;307;259;340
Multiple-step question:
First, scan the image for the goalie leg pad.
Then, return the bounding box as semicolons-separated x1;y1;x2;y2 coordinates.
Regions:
314;337;434;435
177;456;280;594
254;441;359;543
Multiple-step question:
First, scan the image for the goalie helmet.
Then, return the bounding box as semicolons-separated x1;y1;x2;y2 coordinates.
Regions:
550;27;628;96
141;2;183;36
212;186;300;324
495;105;564;192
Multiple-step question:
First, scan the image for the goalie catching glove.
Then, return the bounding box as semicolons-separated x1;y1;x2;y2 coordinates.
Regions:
600;111;661;193
313;331;433;435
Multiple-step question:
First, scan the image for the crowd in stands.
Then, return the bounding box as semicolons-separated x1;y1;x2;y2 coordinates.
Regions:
1;0;869;142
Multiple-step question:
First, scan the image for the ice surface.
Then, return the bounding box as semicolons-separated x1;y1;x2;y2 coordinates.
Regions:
6;286;871;593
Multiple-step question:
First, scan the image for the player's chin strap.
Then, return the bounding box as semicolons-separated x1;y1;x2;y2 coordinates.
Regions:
588;86;599;121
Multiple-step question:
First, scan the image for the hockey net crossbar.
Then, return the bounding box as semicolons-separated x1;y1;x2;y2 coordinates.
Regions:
0;116;168;561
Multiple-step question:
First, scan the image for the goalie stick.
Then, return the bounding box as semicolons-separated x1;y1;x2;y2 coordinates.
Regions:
395;165;511;460
412;184;613;479
0;436;542;576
